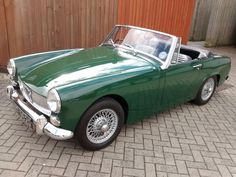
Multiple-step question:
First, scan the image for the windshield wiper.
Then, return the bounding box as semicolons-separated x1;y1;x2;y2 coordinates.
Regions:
123;43;137;55
102;39;116;48
109;39;115;48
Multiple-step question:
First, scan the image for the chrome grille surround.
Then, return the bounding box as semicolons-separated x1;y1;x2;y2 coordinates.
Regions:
19;80;51;116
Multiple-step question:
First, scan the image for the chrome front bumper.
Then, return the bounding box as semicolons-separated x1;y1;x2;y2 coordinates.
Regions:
6;85;73;140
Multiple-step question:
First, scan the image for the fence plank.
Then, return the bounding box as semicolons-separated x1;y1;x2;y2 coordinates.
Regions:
206;0;236;46
0;0;9;68
189;0;214;41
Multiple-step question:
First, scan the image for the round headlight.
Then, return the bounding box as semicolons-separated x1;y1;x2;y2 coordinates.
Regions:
47;89;61;113
7;59;16;76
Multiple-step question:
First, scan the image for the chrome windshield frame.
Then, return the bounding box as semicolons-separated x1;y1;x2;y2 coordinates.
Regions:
101;25;178;70
110;44;164;65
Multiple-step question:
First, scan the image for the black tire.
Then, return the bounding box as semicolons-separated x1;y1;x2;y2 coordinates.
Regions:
76;98;124;150
193;76;217;105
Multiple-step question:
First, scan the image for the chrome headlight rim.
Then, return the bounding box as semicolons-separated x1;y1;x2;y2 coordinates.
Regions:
7;59;16;77
47;88;61;114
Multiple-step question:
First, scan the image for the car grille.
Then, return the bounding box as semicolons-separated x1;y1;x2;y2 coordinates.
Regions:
19;80;51;116
31;91;49;110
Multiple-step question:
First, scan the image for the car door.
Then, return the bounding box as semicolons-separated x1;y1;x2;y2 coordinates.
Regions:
160;44;205;109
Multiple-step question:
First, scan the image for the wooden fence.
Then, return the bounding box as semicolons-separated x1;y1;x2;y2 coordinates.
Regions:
118;0;195;44
0;0;9;68
0;0;118;69
190;0;236;46
0;0;195;69
205;0;236;46
189;0;214;41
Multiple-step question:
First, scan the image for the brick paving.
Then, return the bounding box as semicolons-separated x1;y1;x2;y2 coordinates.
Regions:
0;45;236;177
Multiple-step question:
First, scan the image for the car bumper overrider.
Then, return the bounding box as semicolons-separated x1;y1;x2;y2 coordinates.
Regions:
6;85;73;140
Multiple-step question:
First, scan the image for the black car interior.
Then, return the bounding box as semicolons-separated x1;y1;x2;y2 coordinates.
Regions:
155;43;202;62
180;47;200;60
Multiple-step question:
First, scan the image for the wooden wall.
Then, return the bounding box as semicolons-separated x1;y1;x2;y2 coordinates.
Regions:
0;0;195;69
117;0;195;44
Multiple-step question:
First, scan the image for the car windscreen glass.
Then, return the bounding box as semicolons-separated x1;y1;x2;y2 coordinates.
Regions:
103;26;173;63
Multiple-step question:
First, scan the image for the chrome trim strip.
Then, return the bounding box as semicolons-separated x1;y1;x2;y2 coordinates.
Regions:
115;25;176;38
160;37;178;70
6;85;73;140
193;64;203;68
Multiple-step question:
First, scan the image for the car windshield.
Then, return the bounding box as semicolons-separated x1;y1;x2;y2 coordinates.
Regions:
103;26;173;62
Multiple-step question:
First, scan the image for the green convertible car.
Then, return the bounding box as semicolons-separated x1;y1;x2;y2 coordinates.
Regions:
7;25;231;150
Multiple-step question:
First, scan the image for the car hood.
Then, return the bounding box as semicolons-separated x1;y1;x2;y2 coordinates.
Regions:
19;46;156;96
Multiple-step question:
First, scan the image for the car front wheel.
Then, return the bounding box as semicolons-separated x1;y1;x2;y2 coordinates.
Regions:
193;76;216;105
76;98;124;150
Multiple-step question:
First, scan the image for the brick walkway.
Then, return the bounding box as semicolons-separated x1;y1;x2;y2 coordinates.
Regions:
0;45;236;177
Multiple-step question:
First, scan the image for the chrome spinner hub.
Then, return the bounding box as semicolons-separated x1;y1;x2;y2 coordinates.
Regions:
94;117;109;132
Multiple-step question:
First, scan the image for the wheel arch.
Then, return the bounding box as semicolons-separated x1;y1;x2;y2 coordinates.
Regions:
215;74;220;86
74;94;128;150
97;94;129;124
207;73;220;86
75;94;129;130
192;73;218;105
201;73;220;87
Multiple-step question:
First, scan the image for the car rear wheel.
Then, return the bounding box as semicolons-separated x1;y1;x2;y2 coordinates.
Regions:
193;76;216;105
76;98;124;150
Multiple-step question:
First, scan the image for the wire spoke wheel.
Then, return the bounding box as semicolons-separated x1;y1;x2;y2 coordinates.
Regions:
201;78;215;101
77;98;124;150
86;109;118;144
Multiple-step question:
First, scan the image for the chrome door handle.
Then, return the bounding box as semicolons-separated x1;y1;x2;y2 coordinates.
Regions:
193;64;202;70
